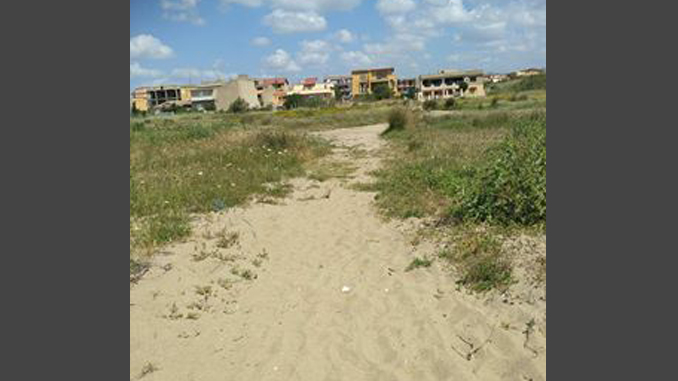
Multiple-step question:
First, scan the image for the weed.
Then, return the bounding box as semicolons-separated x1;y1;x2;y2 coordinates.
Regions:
140;362;159;378
186;312;200;320
383;108;412;135
195;285;212;298
167;303;183;320
451;230;513;292
454;113;546;225
130;258;149;282
231;267;256;280
405;257;433;272
216;231;240;249
423;99;438;110
217;278;234;290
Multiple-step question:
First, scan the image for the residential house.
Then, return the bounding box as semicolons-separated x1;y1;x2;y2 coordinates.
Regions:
417;69;486;100
514;68;544;77
143;85;192;109
397;78;417;97
324;75;352;100
287;77;335;100
254;77;289;108
131;87;149;112
351;67;398;98
189;75;259;111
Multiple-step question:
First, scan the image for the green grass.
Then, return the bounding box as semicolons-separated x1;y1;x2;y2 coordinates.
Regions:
446;228;513;292
130;119;331;268
370;104;545;292
405;257;433;271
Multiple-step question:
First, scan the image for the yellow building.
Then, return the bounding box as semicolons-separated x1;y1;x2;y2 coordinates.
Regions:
351;67;398;98
131;85;194;112
131;87;149;112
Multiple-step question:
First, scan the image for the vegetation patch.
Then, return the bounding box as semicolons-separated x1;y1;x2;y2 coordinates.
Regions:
130;120;330;275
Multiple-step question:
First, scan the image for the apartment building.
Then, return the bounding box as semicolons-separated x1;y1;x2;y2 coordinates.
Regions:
418;69;486;100
287;77;335;99
185;75;259;111
351;67;398;98
514;68;544;77
397;78;417;97
254;77;289;108
142;85;192;109
324;75;352;100
131;87;149;112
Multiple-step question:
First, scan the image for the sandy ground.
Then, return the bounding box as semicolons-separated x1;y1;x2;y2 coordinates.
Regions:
130;124;546;381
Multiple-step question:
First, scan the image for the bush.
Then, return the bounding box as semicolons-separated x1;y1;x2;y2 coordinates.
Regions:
444;98;456;110
423;99;438;110
383;108;411;135
490;97;499;108
228;97;249;113
454;114;546;225
373;83;393;100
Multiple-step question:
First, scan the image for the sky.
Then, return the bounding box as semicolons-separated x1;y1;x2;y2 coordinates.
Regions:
130;0;546;91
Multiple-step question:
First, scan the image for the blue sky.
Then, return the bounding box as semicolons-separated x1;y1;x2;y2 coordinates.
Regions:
130;0;546;90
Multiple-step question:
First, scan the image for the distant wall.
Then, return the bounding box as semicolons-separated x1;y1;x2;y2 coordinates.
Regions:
214;78;260;111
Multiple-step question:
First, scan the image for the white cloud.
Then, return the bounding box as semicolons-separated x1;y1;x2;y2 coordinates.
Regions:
160;0;205;25
340;51;372;67
130;62;163;78
376;0;416;15
297;40;330;65
334;29;354;43
263;10;327;33
268;0;362;12
264;49;301;72
130;34;174;59
170;67;235;80
251;36;271;46
219;0;362;12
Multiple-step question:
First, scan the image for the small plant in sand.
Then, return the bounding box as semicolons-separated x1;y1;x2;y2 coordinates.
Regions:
140;362;159;378
405;257;433;271
216;231;240;249
231;267;256;280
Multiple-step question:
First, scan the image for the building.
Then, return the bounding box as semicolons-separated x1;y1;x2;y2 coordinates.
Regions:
324;75;352;100
131;87;149;112
351;67;398;98
254;77;289;108
485;74;510;83
141;85;192;110
184;75;260;111
286;77;335;99
204;75;260;111
397;78;417;97
189;84;219;111
417;69;486;100
514;68;544;77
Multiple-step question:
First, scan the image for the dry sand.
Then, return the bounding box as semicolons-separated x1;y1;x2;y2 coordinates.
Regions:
130;124;546;381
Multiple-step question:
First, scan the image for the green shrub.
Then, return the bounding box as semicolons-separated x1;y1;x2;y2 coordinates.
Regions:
373;83;393;100
423;99;438;110
383;108;411;135
450;230;512;292
454;114;546;225
444;98;456;110
490;97;499;108
228;97;249;113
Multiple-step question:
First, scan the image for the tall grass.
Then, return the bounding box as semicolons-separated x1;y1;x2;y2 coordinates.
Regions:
454;113;546;225
130;122;330;259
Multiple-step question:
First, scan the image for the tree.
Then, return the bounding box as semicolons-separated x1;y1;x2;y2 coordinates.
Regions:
458;81;469;94
373;83;392;100
334;86;343;101
228;97;249;113
283;94;303;109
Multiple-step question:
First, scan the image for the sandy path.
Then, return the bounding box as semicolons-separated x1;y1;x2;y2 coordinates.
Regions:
130;124;546;381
